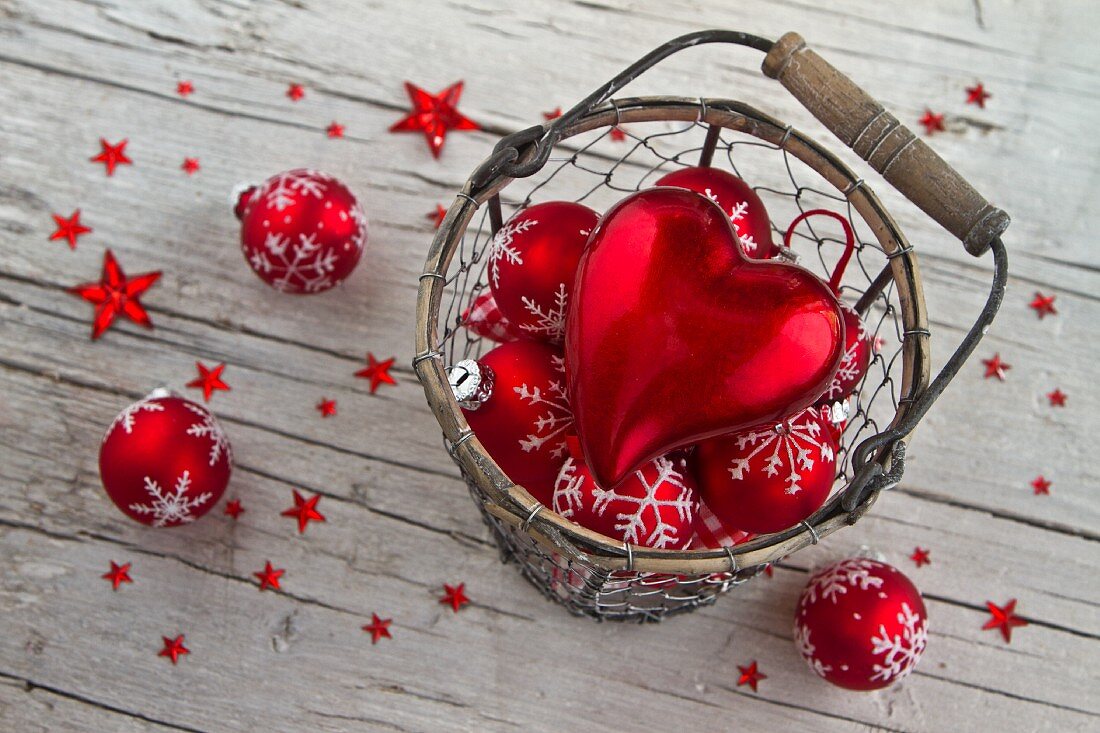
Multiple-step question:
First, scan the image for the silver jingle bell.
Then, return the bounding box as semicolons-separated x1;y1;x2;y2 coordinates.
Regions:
447;359;494;411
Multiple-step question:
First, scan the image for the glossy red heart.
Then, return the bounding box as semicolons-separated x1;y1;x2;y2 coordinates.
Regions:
565;187;844;489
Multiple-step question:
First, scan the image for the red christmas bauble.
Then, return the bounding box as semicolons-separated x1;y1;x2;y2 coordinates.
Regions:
552;453;698;549
99;392;232;527
654;167;778;259
459;340;572;506
462;291;518;343
794;557;929;690
567;187;844;489
694;407;838;535
487;201;599;344
234;169;367;294
821;304;872;403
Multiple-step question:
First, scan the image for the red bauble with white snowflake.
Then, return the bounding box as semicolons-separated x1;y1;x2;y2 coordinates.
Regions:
234;169;367;294
820;304;872;403
487;201;599;343
794;557;929;691
694;407;838;535
653;167;777;259
553;452;698;550
99;391;232;527
457;340;572;506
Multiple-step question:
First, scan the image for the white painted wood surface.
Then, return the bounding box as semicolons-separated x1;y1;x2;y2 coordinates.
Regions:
0;1;1097;731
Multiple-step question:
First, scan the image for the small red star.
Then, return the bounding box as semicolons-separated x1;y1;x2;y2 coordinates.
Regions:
254;561;285;591
362;613;393;644
1031;475;1051;496
176;80;194;97
440;583;470;612
158;635;189;664
427;204;447;229
90;138;132;176
1028;292;1057;319
355;353;397;394
872;335;886;353
326;121;345;138
1047;388;1067;407
910;547;931;567
983;599;1028;643
966;82;991;108
736;661;767;692
389;81;479;158
67;250;161;340
186;361;230;402
281;489;326;533
609;126;627;142
181;157;200;175
49;210;92;249
919;109;946;136
981;353;1010;381
286;83;305;101
543;107;562;120
224;499;244;519
102;561;133;590
763;565;774;578
316;398;337;417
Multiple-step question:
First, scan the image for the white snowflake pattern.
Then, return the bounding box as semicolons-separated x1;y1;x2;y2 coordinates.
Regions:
488;217;537;288
103;398;164;443
263;169;330;211
519;281;569;342
802;557;884;606
825;309;870;400
705;189;758;253
249;231;340;293
184;403;231;466
794;624;834;678
727;410;835;495
869;602;929;684
514;355;572;459
129;470;212;527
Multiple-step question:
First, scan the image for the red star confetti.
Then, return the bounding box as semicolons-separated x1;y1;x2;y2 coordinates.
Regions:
90;138;132;176
355;353;397;394
281;489;326;533
181;157;200;175
362;613;393;644
286;83;305;101
609;126;627;142
543;107;562;120
176;80;194;97
1047;388;1067;407
316;398;337;417
102;561;133;590
910;547;931;568
326;121;345;138
159;635;189;664
1028;292;1057;319
1031;475;1051;496
763;565;774;578
440;583;470;613
981;353;1010;381
872;335;886;353
254;561;285;591
389;81;479;158
919;109;946;136
736;661;767;692
67;250;161;340
428;204;447;229
983;599;1028;643
49;210;92;249
186;361;230;402
966;82;991;108
224;499;244;519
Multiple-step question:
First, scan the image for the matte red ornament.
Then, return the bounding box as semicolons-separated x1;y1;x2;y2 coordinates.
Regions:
389;81;479;158
460;340;572;506
99;392;231;527
234;169;367;294
552;453;698;550
462;291;518;343
567;188;843;489
654;167;778;259
488;201;599;344
794;557;929;690
695;406;838;535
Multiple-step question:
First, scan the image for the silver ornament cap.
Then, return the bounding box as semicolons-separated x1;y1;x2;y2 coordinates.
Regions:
448;359;494;411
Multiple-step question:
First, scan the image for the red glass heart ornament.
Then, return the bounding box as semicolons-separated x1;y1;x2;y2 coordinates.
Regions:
654;167;778;259
566;187;844;489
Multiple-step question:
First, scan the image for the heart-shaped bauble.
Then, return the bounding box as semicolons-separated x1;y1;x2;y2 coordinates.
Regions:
566;187;844;489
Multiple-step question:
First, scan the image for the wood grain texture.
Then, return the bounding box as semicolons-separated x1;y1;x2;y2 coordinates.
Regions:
0;1;1097;731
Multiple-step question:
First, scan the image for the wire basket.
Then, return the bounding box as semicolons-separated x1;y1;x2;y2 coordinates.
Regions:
414;31;1008;622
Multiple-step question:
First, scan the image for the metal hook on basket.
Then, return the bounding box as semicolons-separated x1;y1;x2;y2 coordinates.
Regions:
623;542;635;572
520;503;543;533
801;521;820;545
723;545;739;574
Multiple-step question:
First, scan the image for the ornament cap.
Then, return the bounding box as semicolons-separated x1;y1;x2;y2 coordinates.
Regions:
230;181;258;220
448;359;494;410
144;386;175;400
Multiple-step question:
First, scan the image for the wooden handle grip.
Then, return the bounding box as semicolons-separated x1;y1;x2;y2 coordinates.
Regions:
762;32;1009;256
